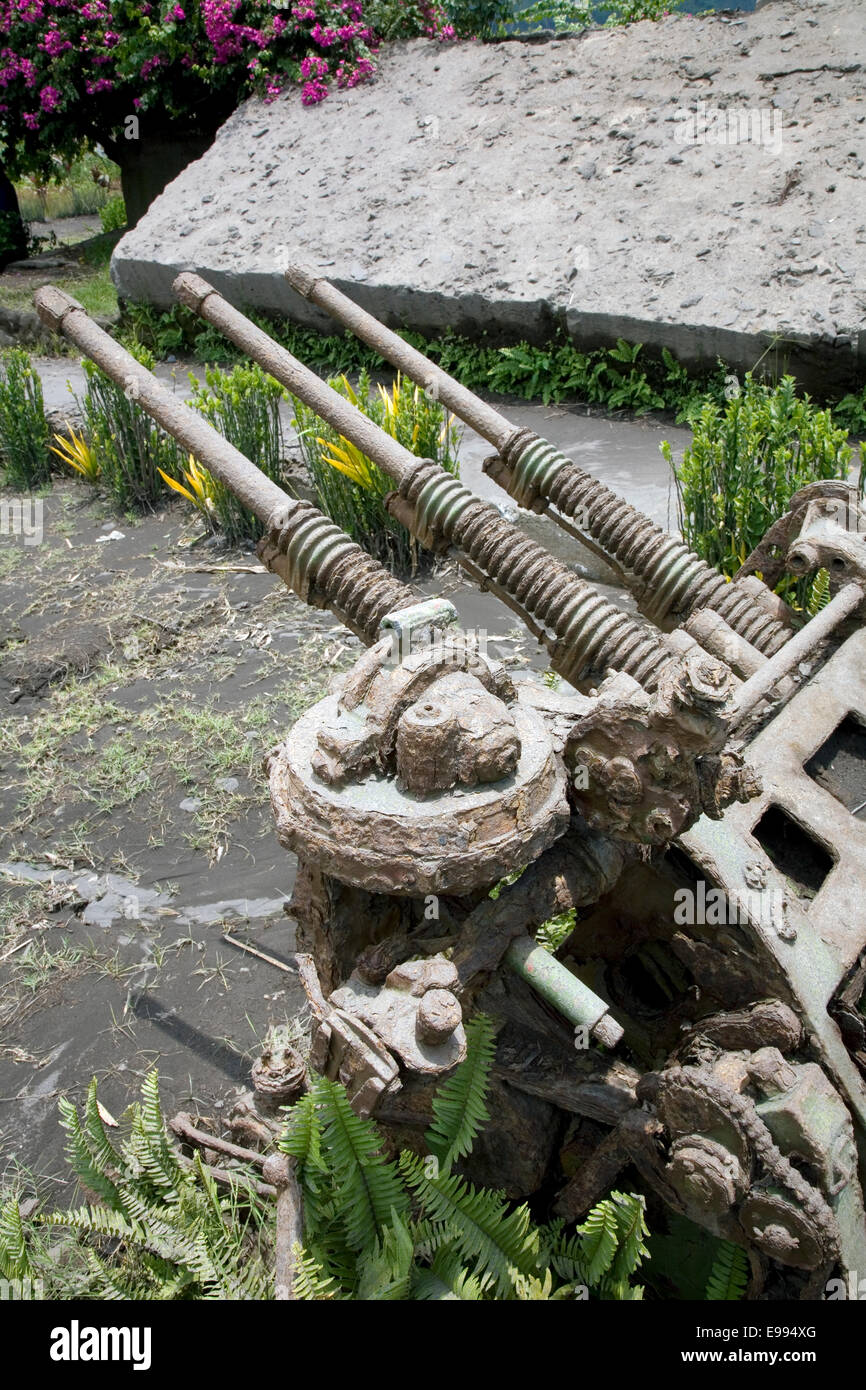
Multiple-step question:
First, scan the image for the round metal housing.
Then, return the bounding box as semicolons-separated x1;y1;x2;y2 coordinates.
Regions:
267;694;569;896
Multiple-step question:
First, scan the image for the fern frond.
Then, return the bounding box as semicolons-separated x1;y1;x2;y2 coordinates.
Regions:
355;1209;415;1301
410;1216;457;1263
425;1013;496;1171
400;1151;540;1297
410;1268;455;1300
279;1091;325;1172
412;1240;494;1300
58;1089;125;1211
316;1077;409;1253
292;1243;344;1301
607;1191;650;1284
511;1266;558;1300
42;1204;143;1243
807;568;831;616
120;1071;188;1204
0;1197;33;1280
576;1198;620;1284
81;1246;149;1301
705;1240;749;1300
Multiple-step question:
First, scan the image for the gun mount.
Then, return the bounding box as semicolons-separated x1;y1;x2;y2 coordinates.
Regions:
34;280;866;1297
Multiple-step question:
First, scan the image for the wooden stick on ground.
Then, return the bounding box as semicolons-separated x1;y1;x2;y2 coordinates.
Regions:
222;932;297;975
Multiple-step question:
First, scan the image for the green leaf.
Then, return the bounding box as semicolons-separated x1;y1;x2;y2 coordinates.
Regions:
576;1199;619;1284
425;1013;496;1170
400;1151;540;1297
705;1240;749;1301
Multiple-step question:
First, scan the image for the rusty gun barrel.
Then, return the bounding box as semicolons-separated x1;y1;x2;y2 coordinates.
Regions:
282;262;793;655
33;285;414;641
173;272;675;692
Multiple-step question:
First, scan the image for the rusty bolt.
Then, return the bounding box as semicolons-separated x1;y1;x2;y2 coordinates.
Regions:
644;809;675;842
604;756;643;804
682;650;733;705
416;988;462;1046
744;861;767;891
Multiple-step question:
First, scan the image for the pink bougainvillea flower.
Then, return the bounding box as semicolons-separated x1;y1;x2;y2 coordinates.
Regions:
301;77;328;104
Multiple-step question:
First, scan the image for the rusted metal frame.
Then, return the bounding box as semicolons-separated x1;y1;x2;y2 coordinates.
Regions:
171;1112;303;1298
727;581;865;727
33;286;414;644
681;622;866;1160
173;274;674;692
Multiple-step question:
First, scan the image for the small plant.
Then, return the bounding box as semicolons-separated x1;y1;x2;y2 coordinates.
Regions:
0;348;51;488
159;454;219;530
444;0;513;37
282;1013;650;1299
98;193;127;234
366;0;445;39
536;909;576;953
663;374;853;581
515;0;590;28
487;337;669;414
598;0;683;21
833;383;866;437
50;426;101;482
0;1073;272;1300
78;347;183;513
293;371;461;576
185;363;286;545
705;1240;749;1301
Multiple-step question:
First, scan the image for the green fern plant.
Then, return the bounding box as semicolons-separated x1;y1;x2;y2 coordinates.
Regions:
0;1195;34;1282
8;1073;274;1300
807;568;831;617
2;1022;652;1302
705;1240;749;1301
425;1013;496;1170
280;1012;650;1301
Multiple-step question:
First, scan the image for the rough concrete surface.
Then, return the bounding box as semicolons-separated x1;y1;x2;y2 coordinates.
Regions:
113;0;865;394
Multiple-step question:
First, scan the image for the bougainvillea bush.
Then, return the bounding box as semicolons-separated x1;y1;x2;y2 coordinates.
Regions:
0;0;454;185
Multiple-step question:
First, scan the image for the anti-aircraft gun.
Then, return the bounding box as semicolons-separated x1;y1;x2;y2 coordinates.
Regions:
34;275;866;1298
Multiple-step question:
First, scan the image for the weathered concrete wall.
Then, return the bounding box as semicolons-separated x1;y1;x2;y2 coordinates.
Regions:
112;0;866;395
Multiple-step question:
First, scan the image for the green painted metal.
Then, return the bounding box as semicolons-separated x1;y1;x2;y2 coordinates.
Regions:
505;934;609;1032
